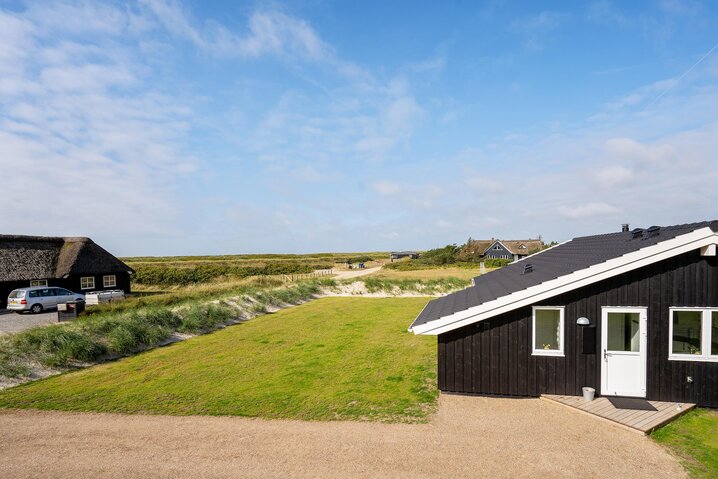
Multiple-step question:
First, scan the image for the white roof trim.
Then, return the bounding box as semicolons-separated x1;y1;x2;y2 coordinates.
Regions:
482;240;508;254
412;227;718;335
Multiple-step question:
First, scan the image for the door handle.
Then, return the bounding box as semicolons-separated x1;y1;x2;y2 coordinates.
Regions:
603;349;608;360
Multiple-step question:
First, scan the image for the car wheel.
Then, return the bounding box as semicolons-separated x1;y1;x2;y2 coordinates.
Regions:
30;304;43;314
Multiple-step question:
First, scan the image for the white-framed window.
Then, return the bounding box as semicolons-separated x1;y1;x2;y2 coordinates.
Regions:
493;244;502;250
29;279;48;287
669;308;718;362
80;276;95;290
103;275;117;288
532;306;565;356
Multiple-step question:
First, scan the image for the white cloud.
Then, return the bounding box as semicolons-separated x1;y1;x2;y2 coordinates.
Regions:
373;180;402;196
558;202;621;219
603;137;676;164
592;165;635;188
140;1;327;60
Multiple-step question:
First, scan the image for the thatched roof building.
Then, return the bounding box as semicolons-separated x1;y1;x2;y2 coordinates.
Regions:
0;235;133;308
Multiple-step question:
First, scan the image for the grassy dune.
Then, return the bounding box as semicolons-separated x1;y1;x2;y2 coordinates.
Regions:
652;409;718;478
0;297;437;422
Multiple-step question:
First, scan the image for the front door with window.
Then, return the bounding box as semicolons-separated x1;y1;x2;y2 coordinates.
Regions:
600;307;647;397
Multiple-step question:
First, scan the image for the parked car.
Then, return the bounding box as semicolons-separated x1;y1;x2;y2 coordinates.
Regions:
7;286;85;314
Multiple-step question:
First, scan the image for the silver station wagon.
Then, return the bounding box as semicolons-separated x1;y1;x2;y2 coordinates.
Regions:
7;286;85;314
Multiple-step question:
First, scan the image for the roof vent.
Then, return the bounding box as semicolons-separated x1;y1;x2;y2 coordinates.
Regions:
631;228;644;240
523;263;534;274
645;225;661;239
621;223;630;232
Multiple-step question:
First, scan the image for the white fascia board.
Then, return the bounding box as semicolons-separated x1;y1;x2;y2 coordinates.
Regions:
483;240;506;255
413;228;718;335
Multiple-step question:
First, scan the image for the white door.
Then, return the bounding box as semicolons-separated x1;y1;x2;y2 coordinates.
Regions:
601;307;647;397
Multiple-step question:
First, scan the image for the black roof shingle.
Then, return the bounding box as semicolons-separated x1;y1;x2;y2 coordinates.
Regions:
410;221;718;330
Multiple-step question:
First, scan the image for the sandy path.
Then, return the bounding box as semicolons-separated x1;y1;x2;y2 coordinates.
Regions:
332;266;381;280
0;394;684;479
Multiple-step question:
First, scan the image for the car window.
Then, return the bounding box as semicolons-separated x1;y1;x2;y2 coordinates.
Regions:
50;288;59;296
29;290;38;298
40;288;54;297
58;289;72;295
9;290;25;298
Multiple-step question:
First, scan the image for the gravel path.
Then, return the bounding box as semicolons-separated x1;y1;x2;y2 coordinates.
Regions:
0;311;59;334
0;394;684;478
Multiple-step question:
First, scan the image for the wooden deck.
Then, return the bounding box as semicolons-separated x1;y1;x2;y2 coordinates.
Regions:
542;395;695;435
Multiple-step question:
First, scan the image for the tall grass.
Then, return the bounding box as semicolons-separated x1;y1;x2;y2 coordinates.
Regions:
361;277;468;294
0;281;326;379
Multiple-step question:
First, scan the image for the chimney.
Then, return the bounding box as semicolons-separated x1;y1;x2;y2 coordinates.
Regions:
621;224;630;233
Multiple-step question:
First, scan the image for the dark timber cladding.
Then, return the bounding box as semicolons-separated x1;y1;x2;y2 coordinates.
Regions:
438;249;718;408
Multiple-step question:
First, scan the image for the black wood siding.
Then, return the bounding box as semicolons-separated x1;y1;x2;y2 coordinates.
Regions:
438;250;718;407
0;273;132;309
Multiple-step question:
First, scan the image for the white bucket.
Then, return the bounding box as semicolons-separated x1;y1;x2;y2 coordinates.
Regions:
582;387;595;402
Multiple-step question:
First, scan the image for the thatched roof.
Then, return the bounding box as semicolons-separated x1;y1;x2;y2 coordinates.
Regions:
0;235;133;282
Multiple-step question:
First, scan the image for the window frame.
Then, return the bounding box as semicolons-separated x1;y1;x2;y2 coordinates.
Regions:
29;279;48;287
668;307;718;362
532;306;565;357
80;276;95;290
103;275;117;288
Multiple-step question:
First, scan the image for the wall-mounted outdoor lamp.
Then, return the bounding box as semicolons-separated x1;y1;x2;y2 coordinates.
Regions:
577;317;590;326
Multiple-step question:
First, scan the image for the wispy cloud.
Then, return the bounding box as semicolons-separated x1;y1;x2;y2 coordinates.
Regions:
140;0;328;60
510;11;571;50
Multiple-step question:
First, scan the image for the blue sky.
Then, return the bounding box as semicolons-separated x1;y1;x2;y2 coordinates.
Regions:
1;0;717;255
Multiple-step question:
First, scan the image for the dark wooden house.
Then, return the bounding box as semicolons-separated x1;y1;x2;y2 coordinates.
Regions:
390;251;420;261
0;235;134;309
410;222;718;408
482;239;544;261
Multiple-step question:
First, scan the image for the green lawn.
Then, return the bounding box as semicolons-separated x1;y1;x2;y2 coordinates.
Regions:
652;409;718;478
0;297;437;422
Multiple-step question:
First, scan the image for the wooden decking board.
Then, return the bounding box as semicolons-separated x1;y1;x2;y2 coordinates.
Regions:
542;395;694;434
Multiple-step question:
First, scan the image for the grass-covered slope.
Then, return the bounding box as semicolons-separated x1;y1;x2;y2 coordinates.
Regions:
652;409;718;478
0;297;437;422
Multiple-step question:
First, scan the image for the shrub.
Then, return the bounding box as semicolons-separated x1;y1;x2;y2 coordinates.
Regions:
482;258;512;268
132;261;333;286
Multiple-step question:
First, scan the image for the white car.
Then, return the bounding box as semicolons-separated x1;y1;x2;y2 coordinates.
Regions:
7;286;85;314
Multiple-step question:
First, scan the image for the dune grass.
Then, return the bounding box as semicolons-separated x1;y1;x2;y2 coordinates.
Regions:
370;266;494;281
0;297;437;422
652;409;718;478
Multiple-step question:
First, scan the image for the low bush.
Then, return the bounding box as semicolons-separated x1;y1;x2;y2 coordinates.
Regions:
132;261;334;286
344;255;373;264
482;258;512;268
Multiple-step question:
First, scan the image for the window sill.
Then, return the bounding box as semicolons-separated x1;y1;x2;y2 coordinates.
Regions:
668;355;718;363
532;351;565;357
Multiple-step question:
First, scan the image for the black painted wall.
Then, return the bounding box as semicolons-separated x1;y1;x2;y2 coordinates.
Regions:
438;249;718;407
0;273;132;309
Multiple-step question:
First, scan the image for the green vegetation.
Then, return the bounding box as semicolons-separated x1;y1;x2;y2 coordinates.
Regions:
652;409;718;478
0;281;326;377
370;266;489;281
0;297;437;423
122;252;385;263
384;241;514;272
131;262;330;286
125;251;385;287
361;277;467;294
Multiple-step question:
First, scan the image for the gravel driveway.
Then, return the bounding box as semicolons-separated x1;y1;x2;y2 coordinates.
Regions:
0;394;685;478
0;310;59;334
